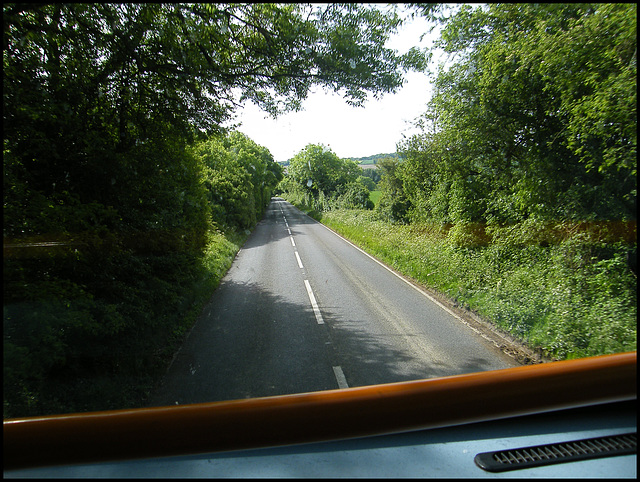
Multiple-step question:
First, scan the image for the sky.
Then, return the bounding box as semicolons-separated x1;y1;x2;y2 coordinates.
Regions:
225;10;441;163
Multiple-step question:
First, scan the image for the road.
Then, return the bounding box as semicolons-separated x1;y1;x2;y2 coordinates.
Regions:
148;198;519;407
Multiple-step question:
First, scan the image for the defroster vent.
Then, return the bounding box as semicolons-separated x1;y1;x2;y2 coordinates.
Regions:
474;432;636;472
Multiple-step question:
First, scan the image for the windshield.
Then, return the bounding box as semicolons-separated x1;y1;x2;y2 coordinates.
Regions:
3;3;636;420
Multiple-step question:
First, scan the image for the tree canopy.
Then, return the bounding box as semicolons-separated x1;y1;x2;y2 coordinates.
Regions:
389;3;636;226
3;2;426;238
287;144;360;195
5;2;424;135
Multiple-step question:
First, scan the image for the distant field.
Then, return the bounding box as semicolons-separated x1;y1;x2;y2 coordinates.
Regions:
350;152;399;165
369;190;382;206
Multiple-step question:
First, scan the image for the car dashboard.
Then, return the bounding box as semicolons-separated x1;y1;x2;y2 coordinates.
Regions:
4;352;637;478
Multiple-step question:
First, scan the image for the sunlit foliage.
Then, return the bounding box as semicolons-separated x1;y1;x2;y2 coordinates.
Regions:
394;3;636;225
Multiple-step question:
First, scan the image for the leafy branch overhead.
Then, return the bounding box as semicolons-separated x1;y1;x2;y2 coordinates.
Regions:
3;2;426;233
4;3;427;141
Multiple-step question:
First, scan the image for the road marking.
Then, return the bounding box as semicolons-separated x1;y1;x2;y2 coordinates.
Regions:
290;236;296;247
304;279;324;324
332;366;349;389
295;251;304;269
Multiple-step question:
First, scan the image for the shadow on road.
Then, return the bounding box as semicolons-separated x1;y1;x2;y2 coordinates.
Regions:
321;307;503;387
147;277;467;408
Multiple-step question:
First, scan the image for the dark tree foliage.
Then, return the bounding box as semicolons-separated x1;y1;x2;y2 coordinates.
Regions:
375;157;412;223
3;3;424;417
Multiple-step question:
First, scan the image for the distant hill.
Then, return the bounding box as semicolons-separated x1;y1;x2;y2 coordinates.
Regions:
349;152;400;165
276;152;401;168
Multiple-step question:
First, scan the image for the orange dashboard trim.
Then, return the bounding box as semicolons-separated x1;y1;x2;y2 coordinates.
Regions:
3;351;636;470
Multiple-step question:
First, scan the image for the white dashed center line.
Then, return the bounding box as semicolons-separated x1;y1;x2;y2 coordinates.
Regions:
281;202;349;390
304;279;324;325
332;366;349;389
295;251;304;269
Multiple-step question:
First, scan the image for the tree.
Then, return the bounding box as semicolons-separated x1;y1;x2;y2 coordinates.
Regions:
192;137;255;230
361;167;382;185
358;174;378;192
375;157;412;223
5;3;425;417
223;131;283;217
192;132;283;231
3;2;427;236
286;144;360;200
401;3;636;224
336;178;375;210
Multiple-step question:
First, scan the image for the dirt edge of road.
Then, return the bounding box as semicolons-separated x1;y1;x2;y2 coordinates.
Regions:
414;285;553;366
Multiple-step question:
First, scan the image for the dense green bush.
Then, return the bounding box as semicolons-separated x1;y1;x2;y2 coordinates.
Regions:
393;4;635;227
3;227;245;418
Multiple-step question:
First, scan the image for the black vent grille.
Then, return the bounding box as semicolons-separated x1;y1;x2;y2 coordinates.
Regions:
475;432;636;472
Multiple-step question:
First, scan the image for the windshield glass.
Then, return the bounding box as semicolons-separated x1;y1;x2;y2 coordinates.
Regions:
3;3;636;419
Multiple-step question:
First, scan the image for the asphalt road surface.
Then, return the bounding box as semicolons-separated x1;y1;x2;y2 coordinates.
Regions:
148;198;519;407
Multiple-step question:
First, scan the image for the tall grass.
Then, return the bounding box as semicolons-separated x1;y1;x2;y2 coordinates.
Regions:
320;210;636;360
